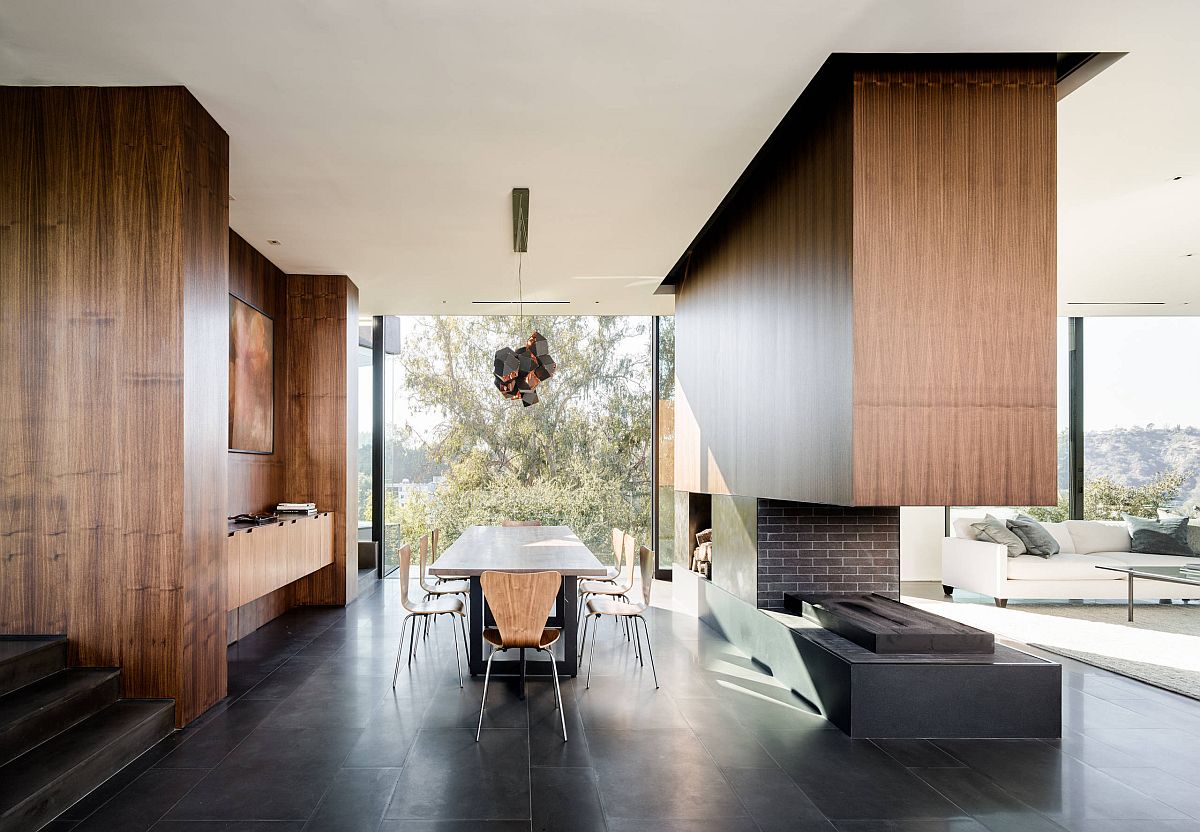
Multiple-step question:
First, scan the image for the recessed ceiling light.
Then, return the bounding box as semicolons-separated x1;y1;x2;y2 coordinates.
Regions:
267;240;281;246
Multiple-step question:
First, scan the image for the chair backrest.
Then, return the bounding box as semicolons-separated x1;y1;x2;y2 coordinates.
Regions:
397;540;421;610
638;546;655;607
616;533;637;592
431;528;440;558
502;519;542;527
418;535;435;592
611;528;624;566
480;571;561;649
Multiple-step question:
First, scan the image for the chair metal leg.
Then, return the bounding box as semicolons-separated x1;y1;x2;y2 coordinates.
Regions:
636;615;659;689
458;615;469;664
449;613;463;688
407;614;419;666
585;616;599;689
392;615;412;688
476;648;501;741
631;614;643;666
541;647;568;742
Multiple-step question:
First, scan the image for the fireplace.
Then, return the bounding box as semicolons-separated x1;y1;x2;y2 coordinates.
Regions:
672;491;900;612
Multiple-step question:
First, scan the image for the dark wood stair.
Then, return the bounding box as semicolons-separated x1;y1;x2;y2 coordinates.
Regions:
0;637;175;832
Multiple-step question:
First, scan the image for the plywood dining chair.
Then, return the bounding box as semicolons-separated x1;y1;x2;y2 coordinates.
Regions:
394;539;468;688
475;570;567;742
501;519;542;527
429;528;468;585
588;528;625;583
419;535;470;601
579;546;659;689
579;532;635;605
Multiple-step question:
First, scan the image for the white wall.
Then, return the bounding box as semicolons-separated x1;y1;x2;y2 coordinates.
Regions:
900;507;946;581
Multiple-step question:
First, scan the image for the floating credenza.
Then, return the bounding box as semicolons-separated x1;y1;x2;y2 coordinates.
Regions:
226;513;334;611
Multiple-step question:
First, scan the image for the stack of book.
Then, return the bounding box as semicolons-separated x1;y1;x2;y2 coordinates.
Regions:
1181;563;1200;580
276;502;317;516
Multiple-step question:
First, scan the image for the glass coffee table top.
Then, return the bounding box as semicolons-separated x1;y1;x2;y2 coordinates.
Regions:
1094;563;1200;621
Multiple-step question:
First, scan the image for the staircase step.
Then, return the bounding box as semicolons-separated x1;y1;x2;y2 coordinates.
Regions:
0;669;121;766
0;699;174;832
0;637;67;698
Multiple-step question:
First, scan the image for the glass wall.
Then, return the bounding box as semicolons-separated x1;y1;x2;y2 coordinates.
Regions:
655;316;675;575
1082;317;1200;519
380;315;653;563
356;334;374;556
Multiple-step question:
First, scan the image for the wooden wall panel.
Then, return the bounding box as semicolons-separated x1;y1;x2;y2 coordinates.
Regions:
850;59;1058;506
285;276;359;607
672;55;1057;508
675;65;855;504
228;231;288;514
0;87;228;725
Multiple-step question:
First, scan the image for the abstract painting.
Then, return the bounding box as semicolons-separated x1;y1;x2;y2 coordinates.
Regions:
229;295;274;453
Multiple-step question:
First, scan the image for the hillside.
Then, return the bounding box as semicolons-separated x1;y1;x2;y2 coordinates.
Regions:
1057;425;1200;509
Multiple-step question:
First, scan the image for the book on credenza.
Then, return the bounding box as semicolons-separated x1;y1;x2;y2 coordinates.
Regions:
276;502;318;515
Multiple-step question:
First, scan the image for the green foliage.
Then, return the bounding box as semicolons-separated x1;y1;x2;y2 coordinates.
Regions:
386;315;653;558
1024;469;1186;522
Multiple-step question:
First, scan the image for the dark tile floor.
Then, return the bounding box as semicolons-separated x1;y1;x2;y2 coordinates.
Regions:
45;579;1200;832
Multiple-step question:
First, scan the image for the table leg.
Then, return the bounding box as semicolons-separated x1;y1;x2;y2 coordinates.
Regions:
1128;573;1134;623
469;575;484;675
563;575;578;677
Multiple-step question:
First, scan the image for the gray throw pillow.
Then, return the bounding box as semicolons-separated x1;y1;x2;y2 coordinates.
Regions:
1124;513;1194;556
1005;515;1060;558
969;515;1027;557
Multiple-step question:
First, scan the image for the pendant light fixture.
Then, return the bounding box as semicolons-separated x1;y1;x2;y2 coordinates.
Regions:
494;188;557;407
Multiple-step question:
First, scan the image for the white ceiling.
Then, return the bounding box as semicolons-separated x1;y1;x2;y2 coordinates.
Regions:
2;0;1197;316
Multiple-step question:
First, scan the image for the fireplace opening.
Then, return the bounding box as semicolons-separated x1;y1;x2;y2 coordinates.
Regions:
687;492;712;580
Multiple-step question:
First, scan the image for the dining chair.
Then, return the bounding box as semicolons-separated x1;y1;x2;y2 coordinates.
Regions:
475;570;567;742
501;519;542;527
579;532;635;606
394;539;468;688
592;528;625;583
431;528;468;585
579;545;659;689
420;535;470;601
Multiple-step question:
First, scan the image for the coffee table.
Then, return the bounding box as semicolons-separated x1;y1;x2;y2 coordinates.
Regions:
1095;564;1200;622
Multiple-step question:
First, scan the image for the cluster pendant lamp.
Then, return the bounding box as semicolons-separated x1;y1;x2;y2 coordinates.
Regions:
493;187;557;407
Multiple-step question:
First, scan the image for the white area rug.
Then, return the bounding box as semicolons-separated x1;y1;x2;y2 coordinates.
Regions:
902;594;1200;700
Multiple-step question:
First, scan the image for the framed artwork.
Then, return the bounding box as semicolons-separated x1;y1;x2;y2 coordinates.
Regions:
228;294;274;454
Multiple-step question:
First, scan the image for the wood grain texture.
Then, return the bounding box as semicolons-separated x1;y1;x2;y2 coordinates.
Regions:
674;63;854;504
479;571;563;648
225;513;333;612
672;55;1057;507
227;230;288;514
0;87;229;726
850;58;1057;506
285;275;359;607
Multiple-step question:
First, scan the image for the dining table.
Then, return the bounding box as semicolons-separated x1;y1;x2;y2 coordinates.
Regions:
429;524;608;690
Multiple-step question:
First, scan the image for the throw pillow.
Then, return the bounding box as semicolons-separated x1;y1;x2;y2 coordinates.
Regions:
1005;515;1060;558
1124;513;1194;556
969;515;1027;557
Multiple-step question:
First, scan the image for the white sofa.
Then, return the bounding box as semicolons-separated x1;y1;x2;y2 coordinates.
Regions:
942;518;1200;606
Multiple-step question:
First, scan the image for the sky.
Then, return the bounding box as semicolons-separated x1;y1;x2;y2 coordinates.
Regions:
1082;317;1200;431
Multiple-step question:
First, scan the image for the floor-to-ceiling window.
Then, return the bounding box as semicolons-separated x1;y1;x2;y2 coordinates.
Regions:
1081;317;1200;519
356;325;374;567
654;315;675;576
378;315;653;563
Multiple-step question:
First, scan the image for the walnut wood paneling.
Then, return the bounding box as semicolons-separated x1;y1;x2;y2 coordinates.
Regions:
227;231;288;514
675;63;855;504
285;276;359;607
672;55;1057;507
850;59;1057;506
0;86;228;726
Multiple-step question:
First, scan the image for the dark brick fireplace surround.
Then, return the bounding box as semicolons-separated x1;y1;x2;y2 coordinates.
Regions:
757;500;899;611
